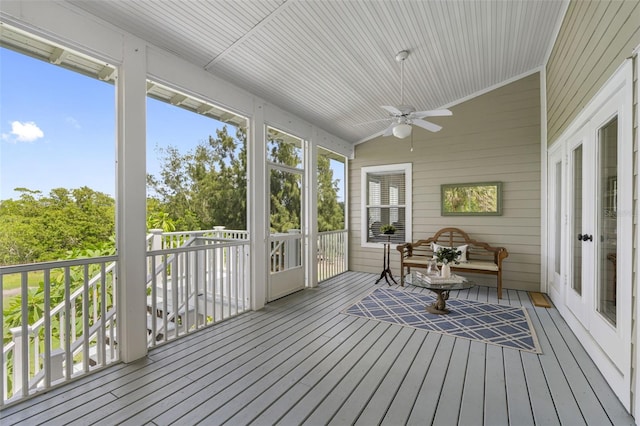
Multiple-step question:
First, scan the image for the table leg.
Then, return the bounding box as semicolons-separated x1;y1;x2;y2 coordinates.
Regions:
426;290;450;314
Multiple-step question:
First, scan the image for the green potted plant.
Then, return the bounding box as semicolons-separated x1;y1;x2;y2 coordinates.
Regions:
380;224;396;235
435;247;461;264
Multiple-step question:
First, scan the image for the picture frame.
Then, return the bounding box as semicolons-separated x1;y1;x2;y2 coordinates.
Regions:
441;181;503;216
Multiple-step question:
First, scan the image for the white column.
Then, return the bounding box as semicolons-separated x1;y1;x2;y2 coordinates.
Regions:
306;135;319;288
116;34;148;362
249;102;267;310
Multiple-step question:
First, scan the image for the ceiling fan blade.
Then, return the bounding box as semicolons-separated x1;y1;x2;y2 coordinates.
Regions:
413;118;442;132
382;122;396;137
412;109;452;118
381;105;402;115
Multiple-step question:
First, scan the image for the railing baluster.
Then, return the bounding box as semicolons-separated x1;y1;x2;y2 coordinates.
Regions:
82;264;90;373
150;256;157;346
99;262;107;365
162;254;168;343
64;266;72;381
172;255;179;340
19;271;29;398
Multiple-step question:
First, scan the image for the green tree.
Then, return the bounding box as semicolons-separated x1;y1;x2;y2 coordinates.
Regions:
267;136;302;233
317;155;344;231
0;187;115;265
147;126;247;231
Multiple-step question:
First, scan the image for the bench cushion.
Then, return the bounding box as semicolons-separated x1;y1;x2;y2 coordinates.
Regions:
404;257;499;272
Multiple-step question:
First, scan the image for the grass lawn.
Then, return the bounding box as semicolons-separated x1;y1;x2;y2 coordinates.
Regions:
2;271;43;309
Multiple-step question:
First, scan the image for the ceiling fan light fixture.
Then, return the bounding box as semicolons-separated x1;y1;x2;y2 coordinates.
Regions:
392;123;412;139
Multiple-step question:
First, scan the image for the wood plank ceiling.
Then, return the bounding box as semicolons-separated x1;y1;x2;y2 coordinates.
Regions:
67;0;568;144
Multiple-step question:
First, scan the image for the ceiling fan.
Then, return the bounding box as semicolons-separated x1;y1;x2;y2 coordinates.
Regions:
377;50;452;139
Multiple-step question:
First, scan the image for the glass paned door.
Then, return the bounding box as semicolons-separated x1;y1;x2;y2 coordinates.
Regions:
266;127;305;302
597;117;618;325
567;132;591;325
547;146;564;303
268;165;304;301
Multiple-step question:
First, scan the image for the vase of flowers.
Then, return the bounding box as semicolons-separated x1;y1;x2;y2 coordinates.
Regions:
435;247;461;278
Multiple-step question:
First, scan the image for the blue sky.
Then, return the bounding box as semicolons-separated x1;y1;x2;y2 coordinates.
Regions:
0;47;223;200
1;47;344;201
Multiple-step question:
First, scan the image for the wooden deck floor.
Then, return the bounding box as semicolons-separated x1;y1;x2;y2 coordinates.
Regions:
1;271;635;425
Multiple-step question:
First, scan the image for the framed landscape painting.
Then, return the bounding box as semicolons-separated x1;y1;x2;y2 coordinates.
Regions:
441;181;502;216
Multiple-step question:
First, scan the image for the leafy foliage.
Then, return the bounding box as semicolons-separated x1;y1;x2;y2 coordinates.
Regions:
0;187;115;265
317;154;345;232
147;126;247;231
442;185;498;213
435;247;462;265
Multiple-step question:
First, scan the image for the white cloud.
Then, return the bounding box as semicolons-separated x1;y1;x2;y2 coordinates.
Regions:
7;121;44;142
66;116;81;129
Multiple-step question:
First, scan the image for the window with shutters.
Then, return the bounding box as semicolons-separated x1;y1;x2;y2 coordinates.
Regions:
361;163;412;247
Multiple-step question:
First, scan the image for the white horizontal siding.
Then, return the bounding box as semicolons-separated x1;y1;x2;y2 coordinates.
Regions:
546;0;640;145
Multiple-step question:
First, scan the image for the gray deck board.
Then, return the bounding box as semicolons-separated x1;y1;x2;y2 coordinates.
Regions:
406;335;457;424
353;330;425;426
432;338;470;425
458;340;487;426
483;344;509;425
382;332;443;425
327;326;414;425
504;348;535;425
0;271;634;426
535;308;613;425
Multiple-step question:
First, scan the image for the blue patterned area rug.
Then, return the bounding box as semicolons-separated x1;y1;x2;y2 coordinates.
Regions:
343;287;542;353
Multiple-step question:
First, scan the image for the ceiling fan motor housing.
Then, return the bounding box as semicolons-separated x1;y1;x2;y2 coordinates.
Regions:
395;105;415;116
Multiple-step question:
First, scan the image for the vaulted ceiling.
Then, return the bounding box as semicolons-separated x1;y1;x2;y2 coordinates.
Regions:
67;0;568;145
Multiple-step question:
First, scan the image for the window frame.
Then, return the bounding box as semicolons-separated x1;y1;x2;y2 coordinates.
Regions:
360;163;412;248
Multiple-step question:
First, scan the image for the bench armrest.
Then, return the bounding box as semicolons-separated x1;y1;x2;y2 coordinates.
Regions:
396;242;413;257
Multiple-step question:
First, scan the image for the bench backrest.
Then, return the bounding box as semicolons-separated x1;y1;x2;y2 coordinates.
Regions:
405;227;506;264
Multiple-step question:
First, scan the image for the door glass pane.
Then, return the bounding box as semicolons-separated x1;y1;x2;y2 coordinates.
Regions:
554;160;562;275
598;117;617;325
572;145;582;295
270;168;302;272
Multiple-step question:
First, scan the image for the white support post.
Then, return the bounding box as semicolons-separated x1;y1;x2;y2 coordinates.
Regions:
250;102;267;310
116;34;148;362
9;327;24;395
50;349;65;383
150;228;164;288
307;135;319;287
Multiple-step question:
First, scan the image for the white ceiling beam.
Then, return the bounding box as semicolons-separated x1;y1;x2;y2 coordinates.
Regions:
97;65;115;81
169;93;188;106
196;104;214;114
49;46;66;64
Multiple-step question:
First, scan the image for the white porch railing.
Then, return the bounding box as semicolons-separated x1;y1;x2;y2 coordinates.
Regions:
317;230;348;281
1;228;249;407
1;227;341;407
1;256;118;406
145;235;250;346
152;227;249;250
